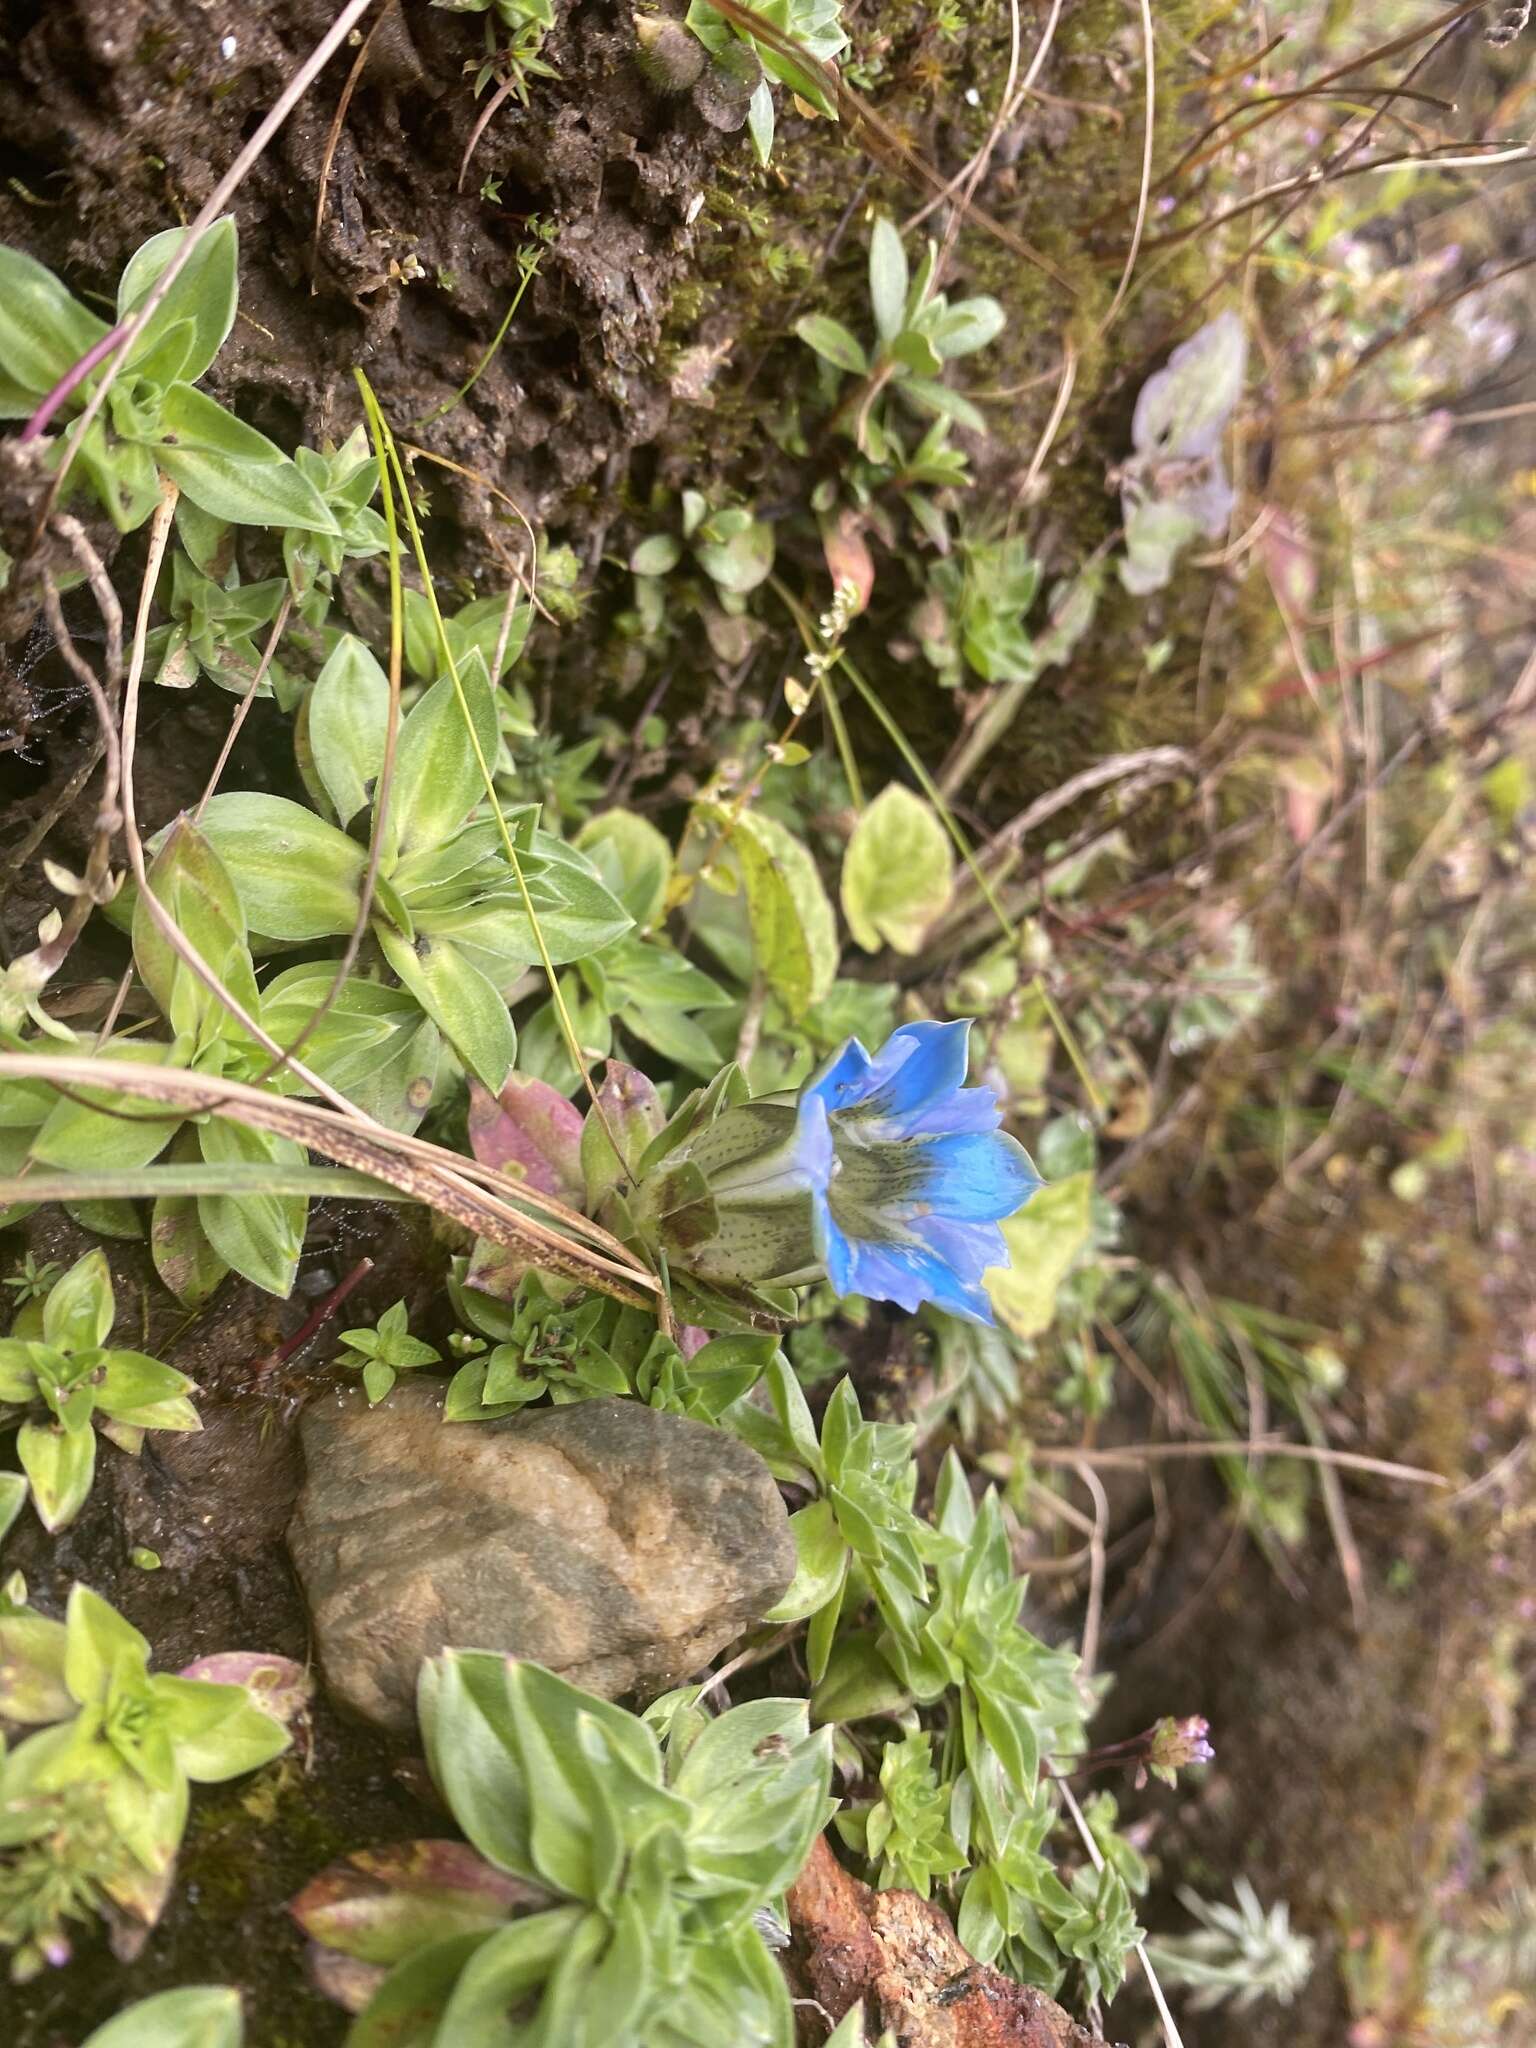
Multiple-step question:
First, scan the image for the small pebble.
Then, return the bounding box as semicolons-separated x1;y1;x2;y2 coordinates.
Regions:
221;34;238;59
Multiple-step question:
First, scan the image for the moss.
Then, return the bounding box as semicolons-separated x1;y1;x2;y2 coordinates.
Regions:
641;0;1247;814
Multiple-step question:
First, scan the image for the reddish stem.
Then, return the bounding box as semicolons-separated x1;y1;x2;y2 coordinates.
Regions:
258;1257;375;1375
19;321;130;444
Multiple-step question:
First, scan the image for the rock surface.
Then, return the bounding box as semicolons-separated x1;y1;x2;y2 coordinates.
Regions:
287;1383;795;1735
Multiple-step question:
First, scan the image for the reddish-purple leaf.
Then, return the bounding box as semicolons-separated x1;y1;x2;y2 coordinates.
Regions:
820;506;875;614
178;1651;313;1725
305;1943;389;2015
289;1839;546;1966
467;1074;584;1202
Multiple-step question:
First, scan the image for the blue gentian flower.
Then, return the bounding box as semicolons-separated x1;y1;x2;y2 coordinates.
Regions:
795;1020;1040;1323
646;1019;1040;1323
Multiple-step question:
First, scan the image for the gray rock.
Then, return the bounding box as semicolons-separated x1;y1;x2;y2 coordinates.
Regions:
287;1383;795;1735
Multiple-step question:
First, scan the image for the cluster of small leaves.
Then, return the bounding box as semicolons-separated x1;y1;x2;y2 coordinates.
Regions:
797;220;1004;481
442;1262;777;1421
0;1249;199;1531
0;1583;303;1980
1146;1878;1314;2012
336;1300;441;1406
682;0;847;165
629;488;776;633
731;1361;1147;2001
0;223;340;538
292;1651;834;2044
4;820;323;1299
442;0;559;107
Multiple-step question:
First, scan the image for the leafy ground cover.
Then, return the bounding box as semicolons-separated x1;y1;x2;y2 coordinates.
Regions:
0;2;1532;2043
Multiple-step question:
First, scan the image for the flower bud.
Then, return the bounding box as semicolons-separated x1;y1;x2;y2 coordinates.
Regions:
636;1097;824;1287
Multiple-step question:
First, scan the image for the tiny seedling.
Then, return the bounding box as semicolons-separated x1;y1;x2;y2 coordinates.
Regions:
796;218;1005;462
0;1250;200;1531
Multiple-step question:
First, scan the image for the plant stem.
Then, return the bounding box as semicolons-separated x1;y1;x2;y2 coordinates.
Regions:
262;1257;375;1373
19;322;129;444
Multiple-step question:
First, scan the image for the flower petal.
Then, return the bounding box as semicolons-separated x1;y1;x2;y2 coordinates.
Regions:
913;1131;1041;1221
861;1020;971;1115
885;1084;1002;1139
838;1234;997;1324
792;1092;835;1189
911;1213;1008;1289
804;1036;873;1111
811;1184;856;1296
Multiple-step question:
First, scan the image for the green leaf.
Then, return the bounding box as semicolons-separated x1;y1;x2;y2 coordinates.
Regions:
27;1044;183;1173
81;1985;243;2048
694;514;774;596
984;1174;1092;1338
382;652;499;865
151;1129;233;1309
117;218;239;387
17;1417;97;1533
0;244;108;409
794;314;868;376
809;1630;911;1725
306;633;389;827
375;928;516;1094
133;818;259;1053
362;1358;396;1405
65;1583;150;1703
75;418;163;531
433;1911;586;2041
0;1606;72;1722
900;376;987;435
574;810;672;929
888;328;942;378
763;1498;848;1622
629;533;683;576
0;1470;27;1546
260;963;443;1132
840;783;954;955
697;804;837;1021
746;75;776;166
927;296;1006;359
93;1350;201;1430
345;1931;495;2048
156;1677;290;1782
41;1247;115;1352
149;383;340;534
868;218;909;345
197;792;364;941
428;864;632;984
443;593;534;684
195;1121;307;1298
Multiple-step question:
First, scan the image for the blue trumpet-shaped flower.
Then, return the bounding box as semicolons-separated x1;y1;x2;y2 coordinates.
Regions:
796;1019;1040;1323
643;1019;1040;1323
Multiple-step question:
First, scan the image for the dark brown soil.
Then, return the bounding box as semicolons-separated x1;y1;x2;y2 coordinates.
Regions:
0;0;728;558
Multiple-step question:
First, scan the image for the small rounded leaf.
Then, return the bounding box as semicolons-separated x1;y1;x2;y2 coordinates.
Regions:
81;1985;243;2048
840;784;955;955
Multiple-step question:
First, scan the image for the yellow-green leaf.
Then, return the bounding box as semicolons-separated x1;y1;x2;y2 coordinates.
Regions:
698;804;836;1021
984;1173;1092;1338
841;783;954;955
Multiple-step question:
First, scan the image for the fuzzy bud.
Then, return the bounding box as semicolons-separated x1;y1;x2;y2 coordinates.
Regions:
633;15;707;94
